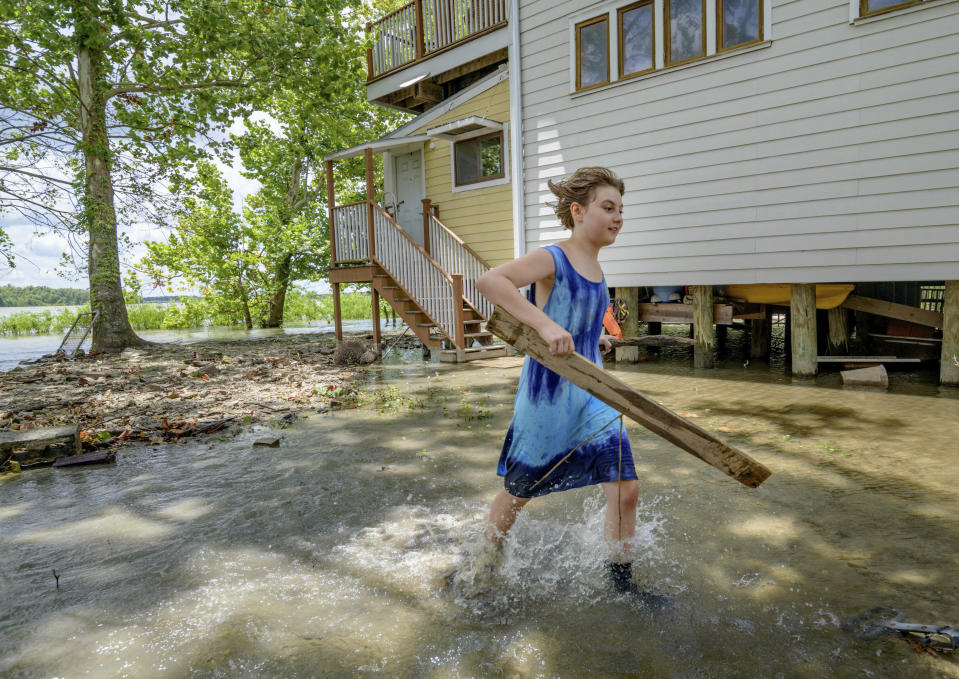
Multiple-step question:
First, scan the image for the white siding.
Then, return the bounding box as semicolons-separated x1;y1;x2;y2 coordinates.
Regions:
518;0;959;285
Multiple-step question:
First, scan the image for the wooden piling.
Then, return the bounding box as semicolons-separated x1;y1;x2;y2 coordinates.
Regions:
827;307;850;355
332;282;343;341
790;284;817;377
371;288;381;346
941;280;959;386
614;287;639;363
749;305;771;359
692;285;714;369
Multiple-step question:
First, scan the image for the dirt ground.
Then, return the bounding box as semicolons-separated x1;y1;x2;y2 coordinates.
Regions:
0;330;424;454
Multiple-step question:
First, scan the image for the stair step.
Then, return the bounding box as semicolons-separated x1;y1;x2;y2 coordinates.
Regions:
465;332;493;339
464;319;482;325
373;274;389;278
381;285;398;290
403;310;425;315
415;323;435;328
394;297;411;303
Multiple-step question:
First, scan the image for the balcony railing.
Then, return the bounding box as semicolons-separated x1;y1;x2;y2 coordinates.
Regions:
367;0;508;81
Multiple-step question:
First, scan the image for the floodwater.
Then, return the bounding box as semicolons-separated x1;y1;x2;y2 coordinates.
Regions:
2;349;958;678
0;320;375;372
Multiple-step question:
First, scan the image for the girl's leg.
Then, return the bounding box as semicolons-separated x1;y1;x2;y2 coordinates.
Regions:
601;480;639;562
485;489;532;544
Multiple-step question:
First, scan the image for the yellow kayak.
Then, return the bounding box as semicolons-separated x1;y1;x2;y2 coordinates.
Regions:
725;284;855;310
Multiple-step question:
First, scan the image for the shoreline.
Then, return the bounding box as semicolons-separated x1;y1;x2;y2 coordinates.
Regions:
0;329;422;463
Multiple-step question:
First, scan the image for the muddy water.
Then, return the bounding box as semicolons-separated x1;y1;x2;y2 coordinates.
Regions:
1;356;958;678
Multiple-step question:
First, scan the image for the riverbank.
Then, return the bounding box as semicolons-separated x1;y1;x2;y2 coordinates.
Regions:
0;329;421;459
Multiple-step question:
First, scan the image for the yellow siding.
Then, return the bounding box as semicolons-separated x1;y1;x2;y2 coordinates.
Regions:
412;79;513;267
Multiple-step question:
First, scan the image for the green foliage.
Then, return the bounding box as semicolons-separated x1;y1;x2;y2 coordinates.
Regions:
0;307;85;335
0;291;377;335
0;285;90;307
1;0;390;345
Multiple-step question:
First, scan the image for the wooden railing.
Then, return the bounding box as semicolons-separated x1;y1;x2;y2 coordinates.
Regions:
427;213;492;319
367;0;508;80
332;201;369;263
331;199;494;346
370;203;460;344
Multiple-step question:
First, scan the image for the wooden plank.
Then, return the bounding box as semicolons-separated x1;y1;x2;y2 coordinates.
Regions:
329;265;376;284
841;294;943;329
485;307;771;488
637;303;733;325
52;450;115;467
609;335;695;347
816;356;920;363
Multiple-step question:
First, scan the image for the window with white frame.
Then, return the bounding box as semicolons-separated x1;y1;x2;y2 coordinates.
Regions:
453;131;505;187
573;0;768;92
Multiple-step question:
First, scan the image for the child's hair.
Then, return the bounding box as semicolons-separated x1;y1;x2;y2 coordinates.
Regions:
547;167;625;230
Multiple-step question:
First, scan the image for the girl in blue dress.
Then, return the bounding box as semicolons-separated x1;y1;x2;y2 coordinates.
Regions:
475;167;649;596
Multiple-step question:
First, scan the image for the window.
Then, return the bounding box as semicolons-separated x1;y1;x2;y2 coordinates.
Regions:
576;15;610;90
666;0;705;66
859;0;921;16
718;0;762;51
619;1;655;79
571;0;772;93
454;131;504;186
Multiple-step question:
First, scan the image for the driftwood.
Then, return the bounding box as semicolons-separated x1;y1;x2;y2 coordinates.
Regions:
486;307;771;488
609;335;696;348
52;450;116;467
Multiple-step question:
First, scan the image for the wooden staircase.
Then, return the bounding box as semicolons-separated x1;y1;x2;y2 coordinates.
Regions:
329;199;508;363
372;269;508;362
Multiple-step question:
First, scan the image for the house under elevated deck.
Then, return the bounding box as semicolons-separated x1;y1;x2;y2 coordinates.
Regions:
325;0;514;363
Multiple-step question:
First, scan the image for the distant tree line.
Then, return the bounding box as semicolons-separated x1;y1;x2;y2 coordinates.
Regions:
0;285;90;307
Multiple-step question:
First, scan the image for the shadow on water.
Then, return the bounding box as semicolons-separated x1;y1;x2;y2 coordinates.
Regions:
1;356;958;677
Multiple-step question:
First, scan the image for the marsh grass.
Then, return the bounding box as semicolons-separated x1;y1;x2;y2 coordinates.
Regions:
0;290;378;336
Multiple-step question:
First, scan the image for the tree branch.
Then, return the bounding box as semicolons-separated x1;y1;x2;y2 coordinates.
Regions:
107;79;250;99
0;167;75;186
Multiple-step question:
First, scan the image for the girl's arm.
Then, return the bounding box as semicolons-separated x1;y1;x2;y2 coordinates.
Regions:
476;248;575;356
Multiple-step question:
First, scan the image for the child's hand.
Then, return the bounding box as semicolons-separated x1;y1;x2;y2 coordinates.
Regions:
538;321;575;356
599;334;615;354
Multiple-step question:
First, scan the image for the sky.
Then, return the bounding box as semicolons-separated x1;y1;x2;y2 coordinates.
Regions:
0;115;333;295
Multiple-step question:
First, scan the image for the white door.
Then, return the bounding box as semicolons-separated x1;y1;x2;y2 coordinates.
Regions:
393;151;424;245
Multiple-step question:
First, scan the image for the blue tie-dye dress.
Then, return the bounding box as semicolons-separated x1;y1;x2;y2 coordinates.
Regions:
497;245;637;498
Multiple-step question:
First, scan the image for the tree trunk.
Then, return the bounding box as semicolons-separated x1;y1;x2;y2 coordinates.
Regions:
77;29;143;351
264;254;293;328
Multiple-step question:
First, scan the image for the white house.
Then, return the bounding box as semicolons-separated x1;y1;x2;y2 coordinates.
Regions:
513;0;959;380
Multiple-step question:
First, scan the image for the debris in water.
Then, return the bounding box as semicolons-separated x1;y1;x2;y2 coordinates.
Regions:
884;620;959;654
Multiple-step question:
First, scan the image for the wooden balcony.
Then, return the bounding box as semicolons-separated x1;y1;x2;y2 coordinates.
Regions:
366;0;508;111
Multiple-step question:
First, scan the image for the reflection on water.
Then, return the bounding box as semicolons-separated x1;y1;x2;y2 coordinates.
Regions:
1;359;957;678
